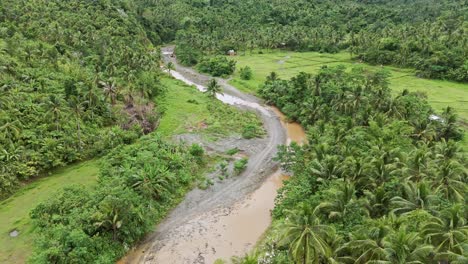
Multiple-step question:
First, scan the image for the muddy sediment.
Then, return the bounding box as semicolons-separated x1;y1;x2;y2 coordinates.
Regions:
118;47;305;264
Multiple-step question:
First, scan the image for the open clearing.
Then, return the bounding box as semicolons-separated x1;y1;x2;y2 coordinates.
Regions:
230;50;468;123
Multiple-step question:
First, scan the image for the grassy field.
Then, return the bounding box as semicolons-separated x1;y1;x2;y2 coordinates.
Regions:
0;160;100;263
0;77;264;263
229;50;468;123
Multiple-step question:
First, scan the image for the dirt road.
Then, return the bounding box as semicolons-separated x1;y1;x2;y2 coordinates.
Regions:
120;46;288;263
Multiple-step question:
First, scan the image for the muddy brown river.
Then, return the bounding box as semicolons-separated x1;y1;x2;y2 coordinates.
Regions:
118;49;306;264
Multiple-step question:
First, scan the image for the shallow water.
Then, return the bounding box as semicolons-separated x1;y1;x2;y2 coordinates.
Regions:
272;107;306;145
150;171;290;264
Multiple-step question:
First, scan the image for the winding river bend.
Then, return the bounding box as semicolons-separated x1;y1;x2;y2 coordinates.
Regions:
119;47;306;264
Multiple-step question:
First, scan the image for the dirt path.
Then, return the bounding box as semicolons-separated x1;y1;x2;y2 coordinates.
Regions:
119;46;288;264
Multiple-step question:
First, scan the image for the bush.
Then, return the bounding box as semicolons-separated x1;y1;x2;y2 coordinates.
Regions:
189;144;205;164
197;56;236;77
234;158;248;175
189;143;204;157
226;148;240;155
239;66;253;80
242;123;262;139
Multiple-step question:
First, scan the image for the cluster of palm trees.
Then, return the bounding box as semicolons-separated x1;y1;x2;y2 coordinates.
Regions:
240;67;467;263
269;187;466;263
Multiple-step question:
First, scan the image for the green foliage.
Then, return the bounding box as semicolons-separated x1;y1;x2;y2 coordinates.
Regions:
226;148;240;156
157;78;265;139
239;66;253;80
242;123;263;139
234;158;248;175
259;66;467;263
29;136;202;263
189;143;204;157
189;143;205;164
197;56;236;77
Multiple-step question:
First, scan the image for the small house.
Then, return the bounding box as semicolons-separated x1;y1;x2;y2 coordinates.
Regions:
228;49;236;56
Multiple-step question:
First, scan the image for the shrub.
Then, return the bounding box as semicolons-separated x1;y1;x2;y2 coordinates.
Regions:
239;66;253;80
189;144;204;157
226;148;240;155
234;158;248;175
242;123;262;139
189;144;205;164
197;56;236;77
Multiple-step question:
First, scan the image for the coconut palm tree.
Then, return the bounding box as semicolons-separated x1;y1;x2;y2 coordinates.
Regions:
165;62;175;73
129;163;175;200
422;204;468;260
322;231;354;264
99;80;119;105
345;218;392;263
276;203;334;264
404;147;433;182
390;181;437;215
308;155;343;182
45;94;64;131
371;227;433;264
0;112;22;145
434;139;462;161
68;95;85;149
438;106;462;141
364;186;391;218
205;79;222;98
435;246;468;264
317;182;360;222
431;160;466;202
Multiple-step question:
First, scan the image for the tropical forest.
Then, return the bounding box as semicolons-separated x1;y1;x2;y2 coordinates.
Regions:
0;0;466;264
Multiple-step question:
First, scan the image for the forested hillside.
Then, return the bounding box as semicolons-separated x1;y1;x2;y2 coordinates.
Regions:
0;0;164;197
138;0;468;81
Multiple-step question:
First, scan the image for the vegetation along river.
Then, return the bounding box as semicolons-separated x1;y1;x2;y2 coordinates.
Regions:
118;47;306;264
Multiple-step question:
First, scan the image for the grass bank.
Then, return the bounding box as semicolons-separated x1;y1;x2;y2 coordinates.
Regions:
229;50;468;123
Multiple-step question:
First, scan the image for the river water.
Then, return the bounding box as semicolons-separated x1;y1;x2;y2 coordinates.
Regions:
119;69;306;264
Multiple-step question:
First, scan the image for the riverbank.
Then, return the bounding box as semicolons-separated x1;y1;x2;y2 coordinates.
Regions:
119;47;297;263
